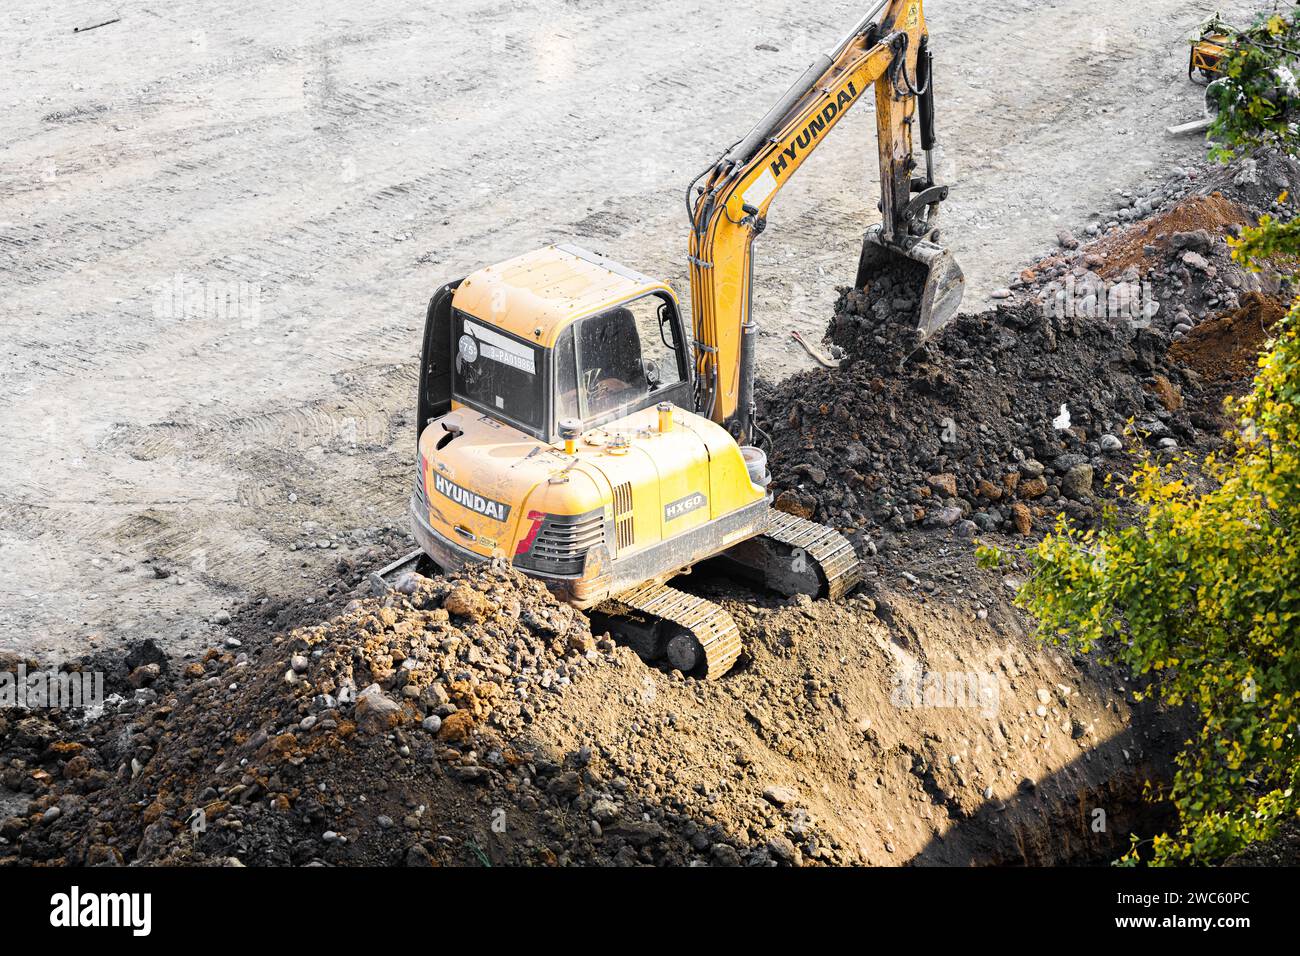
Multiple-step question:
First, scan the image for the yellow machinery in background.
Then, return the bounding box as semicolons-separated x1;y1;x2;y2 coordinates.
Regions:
391;0;964;679
1189;15;1232;84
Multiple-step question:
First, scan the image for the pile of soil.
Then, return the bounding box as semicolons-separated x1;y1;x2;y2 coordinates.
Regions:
1089;192;1254;281
758;293;1197;541
0;561;1180;867
1009;150;1300;341
759;150;1297;545
1225;821;1300;866
1018;195;1275;343
1;565;615;866
1171;290;1287;384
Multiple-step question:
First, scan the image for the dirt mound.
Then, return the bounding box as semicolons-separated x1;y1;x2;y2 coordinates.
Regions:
1089;192;1254;280
762;154;1300;545
757;291;1194;541
1004;150;1300;345
1171;291;1286;383
1017;201;1272;344
0;564;616;866
0;560;1181;867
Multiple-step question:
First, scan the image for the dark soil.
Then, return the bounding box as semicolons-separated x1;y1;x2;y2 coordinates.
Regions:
758;294;1197;543
756;149;1298;547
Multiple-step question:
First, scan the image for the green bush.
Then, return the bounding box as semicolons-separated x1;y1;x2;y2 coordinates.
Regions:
978;10;1300;863
1207;10;1300;160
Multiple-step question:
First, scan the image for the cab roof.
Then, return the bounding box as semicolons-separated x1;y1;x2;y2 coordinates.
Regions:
451;244;673;348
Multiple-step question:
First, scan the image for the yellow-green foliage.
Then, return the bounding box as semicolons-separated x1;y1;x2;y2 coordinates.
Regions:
1207;11;1300;160
980;224;1300;864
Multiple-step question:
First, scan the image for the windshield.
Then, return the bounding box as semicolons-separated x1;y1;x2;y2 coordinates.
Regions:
451;311;544;434
568;295;686;423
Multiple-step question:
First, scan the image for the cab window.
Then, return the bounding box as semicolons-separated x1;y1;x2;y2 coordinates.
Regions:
572;294;685;423
451;311;545;435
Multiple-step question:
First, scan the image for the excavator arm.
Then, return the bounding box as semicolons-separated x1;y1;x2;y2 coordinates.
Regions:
687;0;964;443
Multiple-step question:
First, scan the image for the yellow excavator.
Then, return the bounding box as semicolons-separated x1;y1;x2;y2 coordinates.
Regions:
388;0;964;678
1189;15;1232;84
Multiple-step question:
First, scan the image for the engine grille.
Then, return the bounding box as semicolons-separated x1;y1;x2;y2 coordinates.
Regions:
413;453;430;510
516;510;605;576
613;481;635;551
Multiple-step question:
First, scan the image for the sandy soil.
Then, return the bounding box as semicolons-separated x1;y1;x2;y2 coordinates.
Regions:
0;565;1182;867
0;0;1262;660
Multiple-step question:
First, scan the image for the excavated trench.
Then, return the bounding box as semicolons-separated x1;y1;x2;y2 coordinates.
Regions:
677;559;1185;867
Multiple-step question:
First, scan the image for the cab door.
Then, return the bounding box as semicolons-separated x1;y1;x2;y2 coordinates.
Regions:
418;279;462;442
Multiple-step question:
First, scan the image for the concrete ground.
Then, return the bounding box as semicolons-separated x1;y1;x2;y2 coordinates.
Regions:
0;0;1260;659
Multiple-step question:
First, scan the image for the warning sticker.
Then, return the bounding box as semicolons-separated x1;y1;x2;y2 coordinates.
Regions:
464;319;536;375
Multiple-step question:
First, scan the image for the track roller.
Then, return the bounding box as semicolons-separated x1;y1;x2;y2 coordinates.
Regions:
591;582;742;680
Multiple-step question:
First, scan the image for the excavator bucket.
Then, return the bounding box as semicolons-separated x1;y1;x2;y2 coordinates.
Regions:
856;225;965;340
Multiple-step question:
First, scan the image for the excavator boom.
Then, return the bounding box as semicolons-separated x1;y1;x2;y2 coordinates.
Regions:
688;0;964;442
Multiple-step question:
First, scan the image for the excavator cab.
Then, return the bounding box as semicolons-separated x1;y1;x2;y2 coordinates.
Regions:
561;296;691;428
417;254;691;444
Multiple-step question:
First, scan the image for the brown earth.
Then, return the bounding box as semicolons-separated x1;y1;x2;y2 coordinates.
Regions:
1171;290;1286;383
0;563;1180;867
1090;192;1255;279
